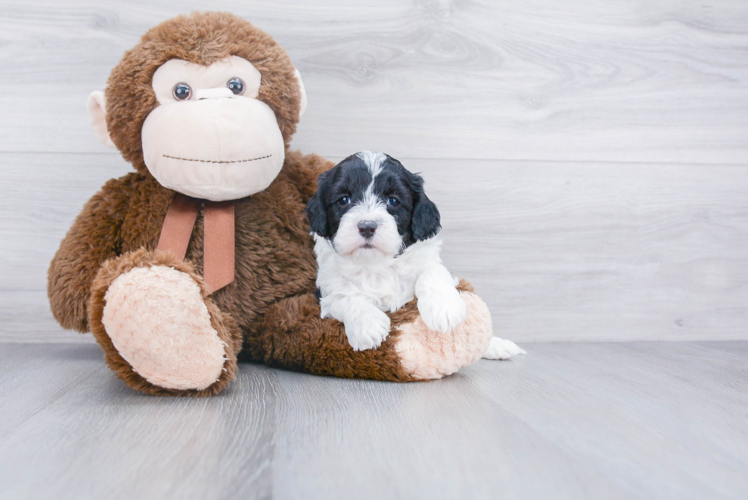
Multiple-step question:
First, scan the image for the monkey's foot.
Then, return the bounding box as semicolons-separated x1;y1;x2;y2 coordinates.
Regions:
89;249;240;396
394;288;493;380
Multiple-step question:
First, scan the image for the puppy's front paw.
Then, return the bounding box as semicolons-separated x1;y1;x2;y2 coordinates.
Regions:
344;308;391;351
482;337;526;360
418;290;468;334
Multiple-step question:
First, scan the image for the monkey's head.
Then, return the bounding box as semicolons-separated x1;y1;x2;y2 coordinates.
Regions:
88;12;306;201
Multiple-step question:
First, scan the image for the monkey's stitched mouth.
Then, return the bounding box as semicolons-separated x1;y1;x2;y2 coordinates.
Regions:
162;154;272;164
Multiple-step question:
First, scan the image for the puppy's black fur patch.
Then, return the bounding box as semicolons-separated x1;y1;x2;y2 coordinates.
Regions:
305;153;441;248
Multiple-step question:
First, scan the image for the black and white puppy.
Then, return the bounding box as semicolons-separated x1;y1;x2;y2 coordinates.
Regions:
306;151;525;359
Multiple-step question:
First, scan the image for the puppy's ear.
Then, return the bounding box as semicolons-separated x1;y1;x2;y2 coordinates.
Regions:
410;173;441;241
305;170;331;237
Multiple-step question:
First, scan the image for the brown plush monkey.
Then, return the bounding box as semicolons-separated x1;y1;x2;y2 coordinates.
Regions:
47;12;494;396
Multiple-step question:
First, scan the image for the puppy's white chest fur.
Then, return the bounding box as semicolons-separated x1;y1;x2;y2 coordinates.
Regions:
314;234;445;315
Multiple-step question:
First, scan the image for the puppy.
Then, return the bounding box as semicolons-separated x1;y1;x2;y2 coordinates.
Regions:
306;151;525;360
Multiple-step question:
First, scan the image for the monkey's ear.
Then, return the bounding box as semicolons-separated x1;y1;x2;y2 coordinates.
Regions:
293;69;307;119
86;91;116;149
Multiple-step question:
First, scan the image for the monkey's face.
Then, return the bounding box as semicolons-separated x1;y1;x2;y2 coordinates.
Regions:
140;56;285;201
88;13;307;199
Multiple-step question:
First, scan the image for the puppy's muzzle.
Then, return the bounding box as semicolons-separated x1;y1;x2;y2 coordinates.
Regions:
357;220;378;239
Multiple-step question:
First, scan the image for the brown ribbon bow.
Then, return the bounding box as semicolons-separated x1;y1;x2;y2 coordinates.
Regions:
157;193;235;295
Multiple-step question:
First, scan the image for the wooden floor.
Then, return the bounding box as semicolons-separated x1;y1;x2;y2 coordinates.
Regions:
1;341;747;500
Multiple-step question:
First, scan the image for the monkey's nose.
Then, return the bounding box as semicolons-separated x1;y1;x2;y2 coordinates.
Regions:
357;221;378;239
195;87;234;100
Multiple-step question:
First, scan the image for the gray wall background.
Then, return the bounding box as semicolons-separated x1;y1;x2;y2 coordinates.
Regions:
1;0;747;344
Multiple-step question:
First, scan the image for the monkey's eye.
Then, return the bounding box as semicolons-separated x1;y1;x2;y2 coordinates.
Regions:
387;197;399;207
338;196;351;206
172;83;192;101
227;77;245;95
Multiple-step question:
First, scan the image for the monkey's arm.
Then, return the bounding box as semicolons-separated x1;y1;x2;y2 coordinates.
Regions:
242;281;490;382
242;292;416;381
48;175;134;332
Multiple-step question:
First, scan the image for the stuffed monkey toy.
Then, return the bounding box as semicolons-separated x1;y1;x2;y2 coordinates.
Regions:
47;12;494;396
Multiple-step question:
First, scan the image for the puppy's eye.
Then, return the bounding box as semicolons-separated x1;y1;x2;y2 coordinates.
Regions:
338;196;351;206
387;197;399;207
227;77;245;95
172;83;192;101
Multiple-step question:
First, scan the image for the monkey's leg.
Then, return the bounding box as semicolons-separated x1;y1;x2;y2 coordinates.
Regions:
245;281;492;381
87;249;242;396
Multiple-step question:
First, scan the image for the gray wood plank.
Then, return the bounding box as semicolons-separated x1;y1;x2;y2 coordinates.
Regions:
1;342;746;500
413;158;748;342
464;341;748;500
270;341;748;500
0;343;276;500
0;1;746;163
0;290;95;343
3;152;747;343
0;343;105;438
269;369;636;500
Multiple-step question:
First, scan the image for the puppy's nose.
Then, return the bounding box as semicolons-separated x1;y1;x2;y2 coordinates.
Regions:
357;220;378;239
